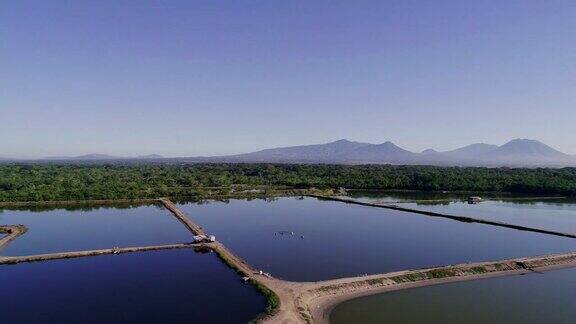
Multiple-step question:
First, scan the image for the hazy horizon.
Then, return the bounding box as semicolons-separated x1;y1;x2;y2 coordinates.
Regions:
2;1;576;158
1;137;572;160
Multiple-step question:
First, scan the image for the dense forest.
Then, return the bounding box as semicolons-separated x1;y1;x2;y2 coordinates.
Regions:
0;163;575;202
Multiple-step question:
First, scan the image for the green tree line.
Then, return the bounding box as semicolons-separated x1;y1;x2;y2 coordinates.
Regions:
1;163;575;202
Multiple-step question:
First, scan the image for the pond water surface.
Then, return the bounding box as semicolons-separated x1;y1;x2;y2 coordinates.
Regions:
399;200;576;235
0;249;266;323
178;197;576;281
331;267;576;324
345;190;471;203
347;191;576;235
0;204;193;256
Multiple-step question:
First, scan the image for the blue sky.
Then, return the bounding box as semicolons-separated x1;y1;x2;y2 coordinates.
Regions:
2;1;576;158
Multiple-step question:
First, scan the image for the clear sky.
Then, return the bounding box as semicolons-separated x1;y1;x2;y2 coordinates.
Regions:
2;1;576;158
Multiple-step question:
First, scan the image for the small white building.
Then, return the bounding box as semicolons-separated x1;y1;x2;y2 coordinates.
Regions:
468;196;482;204
193;234;216;243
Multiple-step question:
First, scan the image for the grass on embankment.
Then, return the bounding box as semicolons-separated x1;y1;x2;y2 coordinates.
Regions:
250;279;281;319
212;247;281;322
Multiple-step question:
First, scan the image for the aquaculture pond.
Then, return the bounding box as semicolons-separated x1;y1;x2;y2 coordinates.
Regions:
345;190;544;204
399;200;576;235
345;190;472;204
347;191;576;235
0;204;193;256
0;249;267;323
331;267;576;324
177;197;576;281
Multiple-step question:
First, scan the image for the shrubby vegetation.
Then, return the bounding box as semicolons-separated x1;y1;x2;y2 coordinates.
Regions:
0;163;575;202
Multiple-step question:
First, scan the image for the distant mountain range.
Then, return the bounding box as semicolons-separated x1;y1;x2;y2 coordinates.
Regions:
192;138;576;167
2;139;574;167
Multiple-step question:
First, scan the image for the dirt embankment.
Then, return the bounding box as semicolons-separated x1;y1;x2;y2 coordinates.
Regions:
308;195;576;239
159;198;207;236
0;225;28;251
301;252;576;324
0;243;206;265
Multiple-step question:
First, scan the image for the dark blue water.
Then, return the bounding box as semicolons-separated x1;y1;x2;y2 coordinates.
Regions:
0;204;193;256
400;200;576;235
178;197;576;281
0;249;266;323
331;267;576;324
347;191;576;234
346;190;556;202
346;190;471;203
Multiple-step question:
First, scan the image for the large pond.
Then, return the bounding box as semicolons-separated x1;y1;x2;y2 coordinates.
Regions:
345;190;566;204
399;200;576;235
0;249;266;323
347;191;576;235
331;267;576;324
0;204;193;256
178;197;576;281
345;190;473;204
